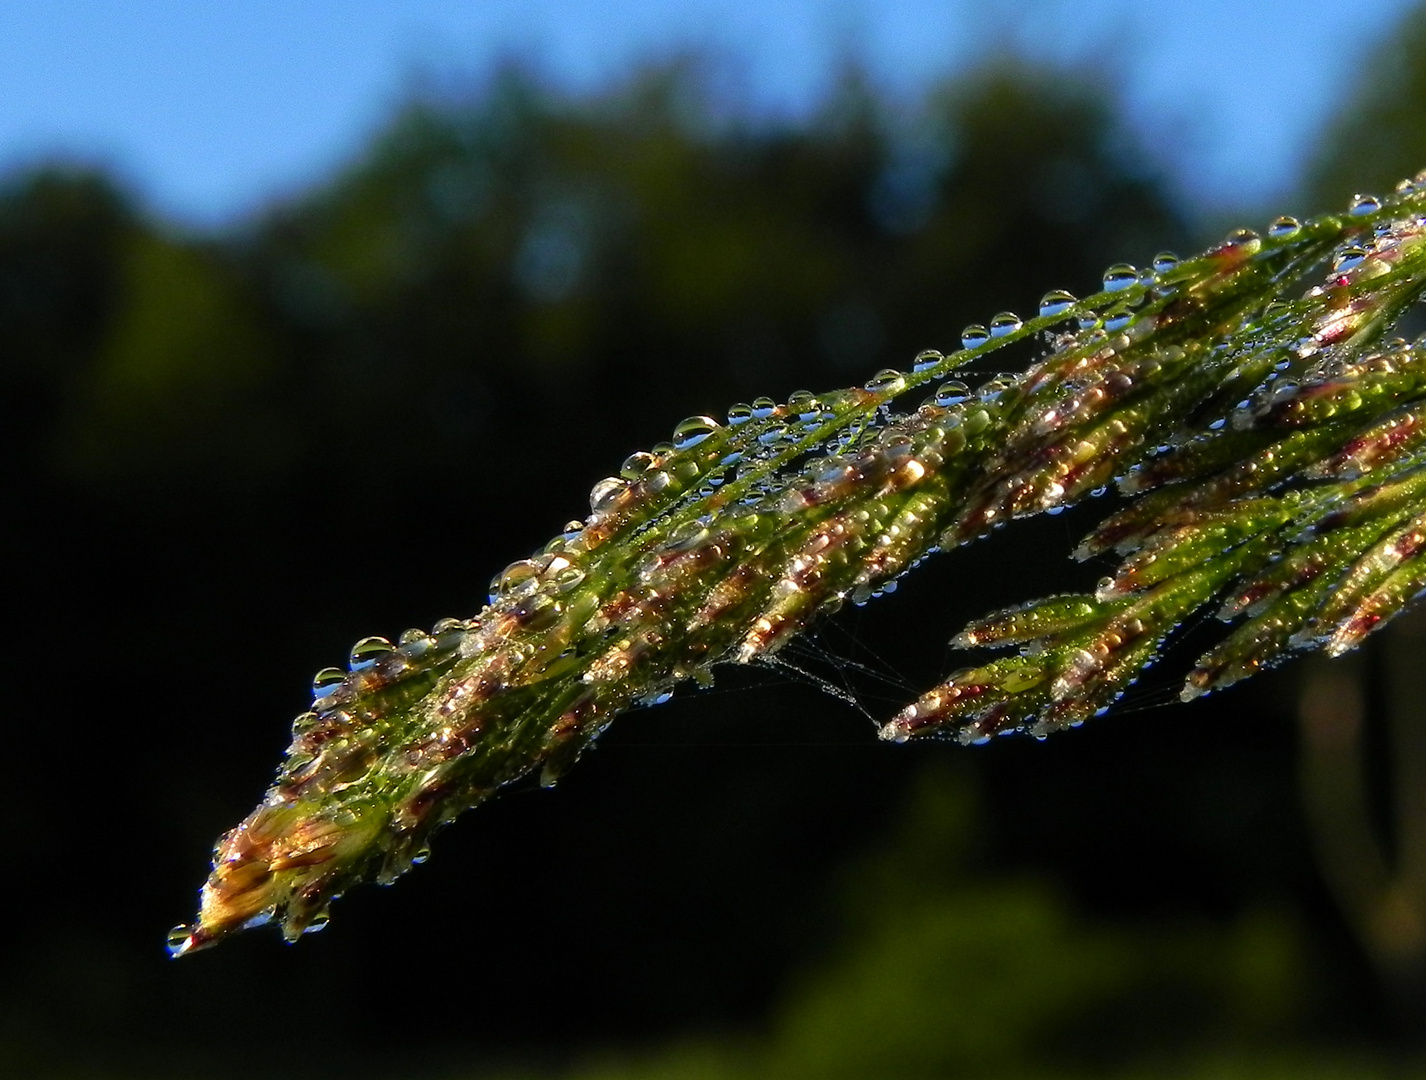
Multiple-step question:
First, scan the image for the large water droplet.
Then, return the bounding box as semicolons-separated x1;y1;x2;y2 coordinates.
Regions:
961;324;989;349
1268;215;1301;239
989;312;1022;338
912;349;943;372
750;397;777;419
589;476;627;513
349;636;394;670
1038;289;1076;317
726;402;754;425
865;368;905;393
673;415;721;450
312;667;346;695
1151;252;1180;274
1350;193;1381;216
1102;264;1138;291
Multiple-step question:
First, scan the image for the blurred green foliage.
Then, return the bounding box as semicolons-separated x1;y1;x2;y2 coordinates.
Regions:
5;26;1426;1080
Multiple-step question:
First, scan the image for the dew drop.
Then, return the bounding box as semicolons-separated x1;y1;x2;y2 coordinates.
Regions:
411;846;432;865
1104;308;1133;332
1102;264;1139;291
166;925;194;958
1038;289;1076;317
552;564;587;592
961;324;989;349
935;380;971;407
989;312;1022;337
1333;247;1368;273
912;349;944;373
1268;215;1301;239
494;559;541;597
865;368;906;393
589;476;627;513
750;397;777;419
620;451;658;480
312;667;346;695
1151;252;1180;274
786;391;821;420
1349;193;1381;216
673;415;721;449
727;402;753;425
305;911;330;933
349;636;395;670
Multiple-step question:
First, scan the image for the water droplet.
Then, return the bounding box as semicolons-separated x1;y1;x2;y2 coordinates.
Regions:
750;397;777;418
865;368;905;393
935;380;971;407
667;520;711;550
1268;215;1301;239
411;846;431;865
431;616;466;636
349;636;394;670
589;476;627;513
1102;264;1139;291
1349;193;1381;216
1038;289;1076;317
673;415;721;450
989;312;1022;337
1333;247;1368;273
1152;252;1180;274
493;559;541;597
786;391;820;419
1104;307;1133;332
305;911;330;933
166;924;194;957
552;564;587;592
961;324;989;349
726;402;753;425
912;349;943;373
620;451;658;480
312;667;345;695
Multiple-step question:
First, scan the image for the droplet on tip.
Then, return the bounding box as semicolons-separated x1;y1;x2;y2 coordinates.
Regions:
166;924;195;958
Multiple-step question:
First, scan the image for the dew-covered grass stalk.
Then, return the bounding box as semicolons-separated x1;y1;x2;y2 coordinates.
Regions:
171;177;1426;957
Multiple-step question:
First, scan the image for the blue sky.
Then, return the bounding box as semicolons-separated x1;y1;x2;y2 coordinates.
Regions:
0;0;1416;226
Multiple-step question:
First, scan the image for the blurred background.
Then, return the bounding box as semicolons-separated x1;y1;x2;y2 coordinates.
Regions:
6;1;1426;1077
